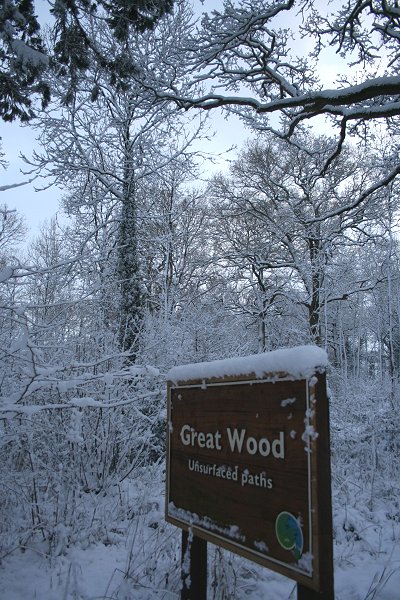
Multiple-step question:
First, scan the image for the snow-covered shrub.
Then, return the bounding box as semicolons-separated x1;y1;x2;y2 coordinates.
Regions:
0;320;165;557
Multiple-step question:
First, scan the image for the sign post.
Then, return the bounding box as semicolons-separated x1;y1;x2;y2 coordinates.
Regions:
165;346;333;599
181;531;207;600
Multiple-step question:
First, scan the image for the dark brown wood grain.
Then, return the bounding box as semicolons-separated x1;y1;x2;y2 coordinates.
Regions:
166;372;333;593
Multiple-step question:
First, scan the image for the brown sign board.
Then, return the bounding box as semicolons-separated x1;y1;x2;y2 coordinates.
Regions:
166;361;332;592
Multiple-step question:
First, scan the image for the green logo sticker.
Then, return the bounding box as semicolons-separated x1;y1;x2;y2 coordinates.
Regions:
275;511;304;560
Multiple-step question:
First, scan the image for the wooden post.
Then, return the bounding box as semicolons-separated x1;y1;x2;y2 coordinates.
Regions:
181;531;207;600
297;584;334;599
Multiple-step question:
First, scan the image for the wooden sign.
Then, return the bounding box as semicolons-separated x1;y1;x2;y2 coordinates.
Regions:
166;353;332;593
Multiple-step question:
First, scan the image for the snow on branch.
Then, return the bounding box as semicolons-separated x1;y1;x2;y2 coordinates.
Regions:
304;162;400;224
0;177;36;192
0;391;159;419
164;77;400;121
144;0;400;168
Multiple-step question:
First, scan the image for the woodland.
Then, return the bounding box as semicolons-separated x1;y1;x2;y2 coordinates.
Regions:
1;1;400;598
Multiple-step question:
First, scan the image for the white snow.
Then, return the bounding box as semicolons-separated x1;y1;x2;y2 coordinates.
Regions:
280;397;297;407
0;265;13;283
254;540;269;553
166;345;328;383
0;464;399;599
168;502;246;542
10;39;49;68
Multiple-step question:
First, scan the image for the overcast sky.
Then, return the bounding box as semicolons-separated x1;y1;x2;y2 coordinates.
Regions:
0;0;236;240
0;0;348;242
0;121;60;241
0;110;245;244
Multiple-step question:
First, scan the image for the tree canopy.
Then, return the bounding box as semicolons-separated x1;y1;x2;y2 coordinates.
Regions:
0;0;174;121
153;1;400;157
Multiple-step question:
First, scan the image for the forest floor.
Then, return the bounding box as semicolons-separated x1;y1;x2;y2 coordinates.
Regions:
1;466;400;600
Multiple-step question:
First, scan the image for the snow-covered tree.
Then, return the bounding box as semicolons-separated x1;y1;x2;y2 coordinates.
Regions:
0;0;173;121
0;203;26;258
25;1;205;355
149;1;400;184
209;132;391;347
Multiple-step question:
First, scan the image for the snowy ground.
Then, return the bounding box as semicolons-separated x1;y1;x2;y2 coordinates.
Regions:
1;473;399;600
1;520;399;599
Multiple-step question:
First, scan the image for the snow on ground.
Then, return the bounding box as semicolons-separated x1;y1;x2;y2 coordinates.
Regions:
0;520;399;599
0;543;127;600
1;474;399;600
1;346;398;599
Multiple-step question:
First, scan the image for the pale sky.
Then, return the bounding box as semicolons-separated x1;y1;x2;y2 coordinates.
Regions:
0;108;245;242
0;120;60;240
0;0;349;242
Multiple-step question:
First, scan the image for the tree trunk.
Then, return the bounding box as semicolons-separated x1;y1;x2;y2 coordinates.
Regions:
117;143;142;358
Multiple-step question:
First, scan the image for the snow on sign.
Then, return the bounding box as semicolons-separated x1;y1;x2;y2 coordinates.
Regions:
166;346;333;593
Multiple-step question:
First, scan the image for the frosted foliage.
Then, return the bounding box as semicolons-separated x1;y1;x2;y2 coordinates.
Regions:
1;202;400;600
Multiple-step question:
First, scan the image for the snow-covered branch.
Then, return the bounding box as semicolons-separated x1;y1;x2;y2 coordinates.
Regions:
0;177;36;192
166;76;400;120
